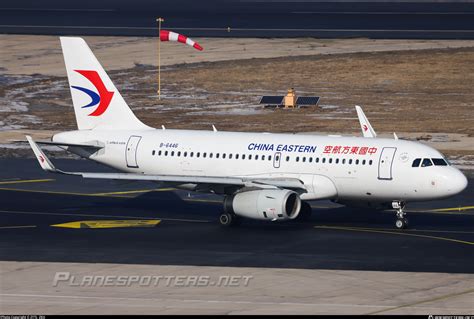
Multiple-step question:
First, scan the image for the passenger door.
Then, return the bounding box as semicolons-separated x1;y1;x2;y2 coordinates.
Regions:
378;147;397;180
126;135;142;168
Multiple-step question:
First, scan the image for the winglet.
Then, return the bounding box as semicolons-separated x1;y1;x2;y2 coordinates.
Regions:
212;125;217;132
26;135;57;172
355;105;377;138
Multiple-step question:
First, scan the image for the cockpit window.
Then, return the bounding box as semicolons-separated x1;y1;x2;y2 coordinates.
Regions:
432;158;448;166
412;158;421;167
421;158;433;167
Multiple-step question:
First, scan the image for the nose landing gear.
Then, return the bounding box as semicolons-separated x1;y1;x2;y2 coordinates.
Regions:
392;201;408;229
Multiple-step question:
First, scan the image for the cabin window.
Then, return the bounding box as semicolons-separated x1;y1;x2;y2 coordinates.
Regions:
315;157;319;163
421;158;433;167
309;157;313;163
322;158;326;163
355;159;359;165
171;151;175;156
210;153;213;158
236;154;239;159
286;156;290;162
432;158;448;166
296;157;300;162
349;159;352;164
255;155;259;160
222;153;226;159
158;150;162;156
165;151;168;156
369;160;373;165
229;154;233;159
302;157;306;163
177;151;181;157
190;152;194;157
249;155;252;160
184;152;187;157
268;155;272;161
152;150;155;156
342;158;346;164
196;152;200;158
261;155;265;160
412;158;421;167
329;158;332;164
335;158;339;164
216;153;220;159
362;159;366;165
242;154;246;160
203;153;206;158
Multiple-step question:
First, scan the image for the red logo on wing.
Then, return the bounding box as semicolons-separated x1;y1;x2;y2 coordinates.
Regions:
74;70;114;117
363;124;368;132
39;155;45;163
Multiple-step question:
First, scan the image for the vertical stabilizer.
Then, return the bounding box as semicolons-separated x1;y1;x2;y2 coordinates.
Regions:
60;37;151;131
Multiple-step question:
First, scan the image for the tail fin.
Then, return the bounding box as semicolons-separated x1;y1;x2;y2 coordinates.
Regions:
60;37;150;130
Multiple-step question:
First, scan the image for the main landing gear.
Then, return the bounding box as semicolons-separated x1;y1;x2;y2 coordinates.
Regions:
392;200;408;229
218;211;240;227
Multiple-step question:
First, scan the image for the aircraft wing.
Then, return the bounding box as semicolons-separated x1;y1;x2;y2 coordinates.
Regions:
26;135;305;191
355;105;377;138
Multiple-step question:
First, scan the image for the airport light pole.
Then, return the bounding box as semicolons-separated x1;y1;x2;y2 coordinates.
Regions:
157;17;164;100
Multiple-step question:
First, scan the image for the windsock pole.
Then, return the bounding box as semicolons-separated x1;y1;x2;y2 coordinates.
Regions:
156;17;164;100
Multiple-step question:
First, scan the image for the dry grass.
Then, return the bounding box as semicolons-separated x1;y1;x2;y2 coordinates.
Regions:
2;47;474;137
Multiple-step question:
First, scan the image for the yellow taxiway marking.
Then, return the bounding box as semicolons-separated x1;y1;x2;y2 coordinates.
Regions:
430;206;474;212
0;225;36;230
315;226;474;246
52;219;161;229
0;179;54;185
0;209;210;223
0;187;132;198
91;188;175;196
0;188;176;198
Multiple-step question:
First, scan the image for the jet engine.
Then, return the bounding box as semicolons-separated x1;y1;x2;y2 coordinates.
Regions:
224;189;301;221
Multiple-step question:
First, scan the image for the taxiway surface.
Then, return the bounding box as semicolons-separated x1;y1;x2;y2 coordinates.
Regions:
0;158;472;274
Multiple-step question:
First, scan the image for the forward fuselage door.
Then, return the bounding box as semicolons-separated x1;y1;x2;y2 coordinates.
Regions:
378;147;397;180
126;135;142;168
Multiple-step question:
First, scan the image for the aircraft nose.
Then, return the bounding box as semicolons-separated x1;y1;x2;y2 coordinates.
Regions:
447;169;468;195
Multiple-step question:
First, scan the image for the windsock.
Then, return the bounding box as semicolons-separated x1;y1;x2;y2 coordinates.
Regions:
160;30;203;51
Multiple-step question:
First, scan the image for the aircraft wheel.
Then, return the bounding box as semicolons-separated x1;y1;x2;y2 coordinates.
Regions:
219;212;239;227
395;218;408;229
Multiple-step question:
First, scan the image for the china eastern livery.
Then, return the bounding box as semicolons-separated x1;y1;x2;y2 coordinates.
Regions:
27;37;468;229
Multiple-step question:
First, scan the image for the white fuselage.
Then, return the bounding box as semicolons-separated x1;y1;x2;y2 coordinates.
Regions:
53;129;468;206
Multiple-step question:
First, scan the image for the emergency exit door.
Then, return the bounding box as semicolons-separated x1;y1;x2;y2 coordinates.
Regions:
273;152;281;168
126;135;142;168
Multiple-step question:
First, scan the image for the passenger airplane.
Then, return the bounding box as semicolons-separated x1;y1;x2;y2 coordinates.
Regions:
27;37;468;229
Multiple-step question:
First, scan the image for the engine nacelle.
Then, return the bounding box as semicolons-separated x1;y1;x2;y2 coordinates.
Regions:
224;189;301;221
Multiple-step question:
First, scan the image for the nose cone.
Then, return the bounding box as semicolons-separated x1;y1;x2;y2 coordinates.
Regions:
447;169;468;195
